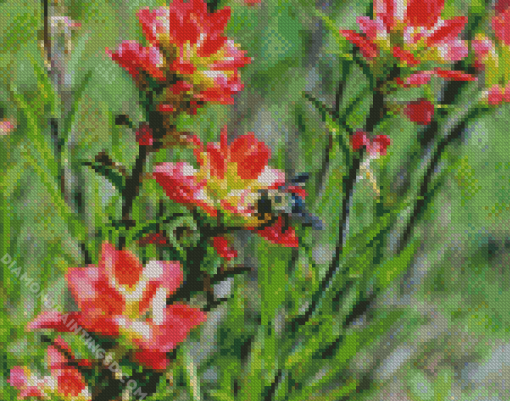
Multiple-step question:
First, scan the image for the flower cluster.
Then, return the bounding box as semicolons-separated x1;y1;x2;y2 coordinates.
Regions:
340;0;469;66
107;0;251;115
473;8;510;106
27;243;206;371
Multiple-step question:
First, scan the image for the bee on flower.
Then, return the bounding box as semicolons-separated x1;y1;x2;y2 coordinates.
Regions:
152;126;321;247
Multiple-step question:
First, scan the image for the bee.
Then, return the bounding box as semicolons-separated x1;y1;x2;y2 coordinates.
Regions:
255;172;324;233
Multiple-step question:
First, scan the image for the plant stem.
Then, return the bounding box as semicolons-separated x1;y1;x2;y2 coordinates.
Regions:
396;107;481;254
118;146;148;248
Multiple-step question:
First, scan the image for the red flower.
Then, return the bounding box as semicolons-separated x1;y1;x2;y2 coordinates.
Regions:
254;215;299;248
341;0;469;65
404;99;435;125
9;341;91;400
153;126;299;246
495;0;510;14
339;29;379;59
106;40;166;82
136;0;251;105
493;8;510;46
27;243;206;370
212;237;238;261
392;46;420;66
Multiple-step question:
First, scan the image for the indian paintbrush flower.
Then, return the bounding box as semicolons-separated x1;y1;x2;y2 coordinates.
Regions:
153;126;299;247
9;340;91;401
107;0;251;114
27;243;206;370
339;0;471;74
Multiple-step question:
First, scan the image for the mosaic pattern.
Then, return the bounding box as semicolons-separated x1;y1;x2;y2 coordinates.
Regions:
1;0;510;399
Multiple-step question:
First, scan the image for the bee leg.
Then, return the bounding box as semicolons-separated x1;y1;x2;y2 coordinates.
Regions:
203;273;215;306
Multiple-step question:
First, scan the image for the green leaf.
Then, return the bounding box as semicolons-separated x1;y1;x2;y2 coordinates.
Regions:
0;12;39;54
259;4;301;72
303;92;352;158
82;161;125;193
29;56;59;118
372;237;420;292
60;70;93;150
10;89;86;263
182;343;202;401
407;369;434;401
67;34;91;89
312;9;346;52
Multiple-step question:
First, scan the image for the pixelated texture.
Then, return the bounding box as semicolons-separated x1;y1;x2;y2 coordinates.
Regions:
1;0;510;400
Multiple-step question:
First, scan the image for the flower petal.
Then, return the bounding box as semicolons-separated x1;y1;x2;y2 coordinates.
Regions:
404;99;435;125
256;216;299;247
153;162;217;216
229;134;271;180
405;0;444;28
212;237;238;261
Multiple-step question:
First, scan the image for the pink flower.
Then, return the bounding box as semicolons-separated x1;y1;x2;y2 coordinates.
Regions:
153;126;300;246
404;99;435;125
0;119;16;136
9;341;91;400
27;243;206;370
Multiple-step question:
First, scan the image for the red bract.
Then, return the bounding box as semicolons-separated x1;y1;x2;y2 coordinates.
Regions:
9;342;91;400
339;29;379;59
341;0;469;66
212;237;238;261
135;0;251;105
106;40;166;83
404;99;435;125
493;8;510;46
27;243;206;370
351;131;391;157
153;126;299;246
136;123;154;146
495;0;510;14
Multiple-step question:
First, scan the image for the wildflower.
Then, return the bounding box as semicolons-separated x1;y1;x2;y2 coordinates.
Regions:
27;243;206;370
108;0;251;111
8;341;91;401
0;119;16;136
340;0;469;65
153;126;300;246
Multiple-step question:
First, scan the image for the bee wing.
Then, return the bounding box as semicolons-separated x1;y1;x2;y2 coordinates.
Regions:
289;172;310;184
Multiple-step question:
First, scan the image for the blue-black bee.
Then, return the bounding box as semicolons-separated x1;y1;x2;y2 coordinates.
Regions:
255;172;323;233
